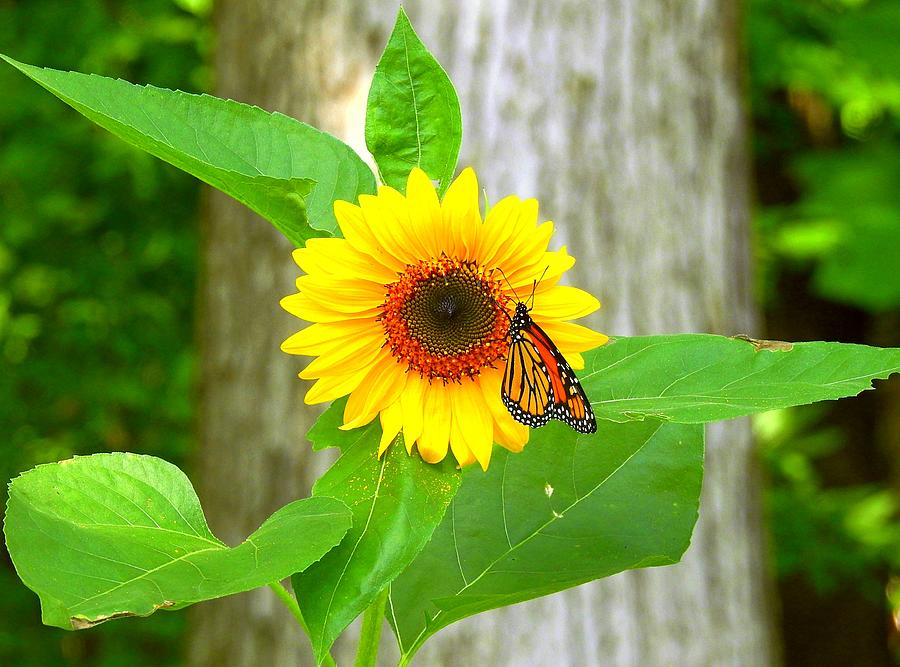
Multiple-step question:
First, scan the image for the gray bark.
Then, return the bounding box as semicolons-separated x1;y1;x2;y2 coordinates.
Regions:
191;1;778;665
188;3;374;665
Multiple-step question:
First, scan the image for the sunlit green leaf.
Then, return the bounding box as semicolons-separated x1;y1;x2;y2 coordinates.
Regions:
4;453;352;630
294;401;461;663
388;419;703;660
1;54;376;245
365;7;462;195
582;334;900;423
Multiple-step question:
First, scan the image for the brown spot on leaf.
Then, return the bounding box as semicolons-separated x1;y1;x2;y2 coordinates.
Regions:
70;601;175;630
732;334;793;352
71;612;135;629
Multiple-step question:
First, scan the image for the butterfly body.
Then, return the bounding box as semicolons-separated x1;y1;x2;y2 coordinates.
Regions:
501;301;597;433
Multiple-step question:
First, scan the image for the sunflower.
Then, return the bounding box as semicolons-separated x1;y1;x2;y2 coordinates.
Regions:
281;167;608;470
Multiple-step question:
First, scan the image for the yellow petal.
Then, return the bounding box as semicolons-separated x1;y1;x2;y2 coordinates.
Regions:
335;199;405;272
377;185;431;261
475;195;520;268
292;245;339;277
334;199;377;252
405;167;443;259
507;246;575;293
341;410;379;430
280;293;379;323
486;198;542;272
513;246;575;292
451;380;493;470
564;351;585;370
494;416;529;452
291;241;350;276
293;240;396;285
359;192;420;267
298;334;383;379
295;276;385;313
342;352;407;429
304;367;369;404
441;167;480;260
281;321;378;357
496;216;554;278
378;400;404;457
416;382;450;463
531;286;601;320
449;412;478;468
400;374;426;454
534;320;610;352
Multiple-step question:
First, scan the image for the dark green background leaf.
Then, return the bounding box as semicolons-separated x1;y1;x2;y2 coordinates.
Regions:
294;402;461;663
4;453;351;630
583;335;900;423
365;7;462;194
387;419;704;660
1;55;376;245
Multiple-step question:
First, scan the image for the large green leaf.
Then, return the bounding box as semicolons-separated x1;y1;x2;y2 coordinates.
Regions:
293;401;462;663
365;7;462;195
4;453;352;630
582;334;900;423
1;54;376;245
387;419;703;660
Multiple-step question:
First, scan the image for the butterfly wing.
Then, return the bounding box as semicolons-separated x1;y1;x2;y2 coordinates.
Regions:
524;318;597;433
501;332;554;428
548;364;597;434
501;307;597;434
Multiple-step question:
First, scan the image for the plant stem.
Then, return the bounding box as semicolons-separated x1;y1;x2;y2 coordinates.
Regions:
354;587;389;667
268;582;338;667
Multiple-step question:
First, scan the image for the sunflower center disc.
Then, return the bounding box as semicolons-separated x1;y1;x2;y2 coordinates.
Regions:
380;257;510;382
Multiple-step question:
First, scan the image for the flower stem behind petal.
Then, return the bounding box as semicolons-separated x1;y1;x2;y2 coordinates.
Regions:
354;587;389;667
268;582;338;667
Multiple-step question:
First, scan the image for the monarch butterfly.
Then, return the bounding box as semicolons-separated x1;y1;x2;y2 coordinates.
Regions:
501;296;597;434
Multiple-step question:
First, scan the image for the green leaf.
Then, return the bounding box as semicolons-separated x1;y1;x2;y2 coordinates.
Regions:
306;396;348;451
387;419;703;660
294;401;462;663
1;54;376;245
582;334;900;423
4;453;352;630
365;7;462;195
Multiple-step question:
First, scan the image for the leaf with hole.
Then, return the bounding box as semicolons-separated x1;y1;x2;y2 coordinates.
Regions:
387;419;704;660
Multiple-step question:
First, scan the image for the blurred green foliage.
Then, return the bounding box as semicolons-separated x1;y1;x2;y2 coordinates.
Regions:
749;0;900;661
758;408;899;597
0;0;210;664
751;0;900;312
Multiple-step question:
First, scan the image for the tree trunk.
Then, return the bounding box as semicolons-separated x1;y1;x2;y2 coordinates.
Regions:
191;1;778;665
188;2;378;665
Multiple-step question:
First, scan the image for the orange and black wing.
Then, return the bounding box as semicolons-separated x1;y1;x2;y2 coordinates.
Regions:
502;307;597;434
501;332;555;428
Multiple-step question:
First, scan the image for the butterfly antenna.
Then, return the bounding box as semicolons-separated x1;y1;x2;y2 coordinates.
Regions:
496;267;521;301
526;266;550;310
493;267;519;323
